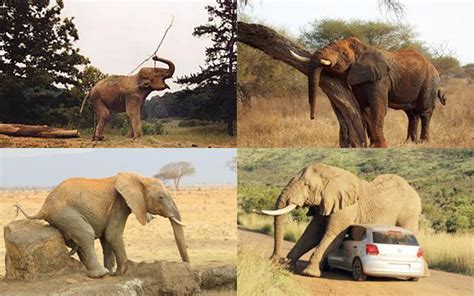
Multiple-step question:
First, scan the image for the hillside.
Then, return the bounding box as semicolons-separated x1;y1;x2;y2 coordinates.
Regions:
238;149;473;232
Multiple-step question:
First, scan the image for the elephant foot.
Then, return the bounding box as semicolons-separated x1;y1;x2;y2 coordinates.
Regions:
112;259;137;276
92;136;105;141
87;266;109;278
302;266;321;278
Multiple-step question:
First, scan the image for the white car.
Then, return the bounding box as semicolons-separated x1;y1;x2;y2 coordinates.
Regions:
327;224;425;281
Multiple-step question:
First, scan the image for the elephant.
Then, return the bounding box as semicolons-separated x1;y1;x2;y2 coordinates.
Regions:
259;163;421;277
80;56;175;141
15;172;189;278
291;37;446;147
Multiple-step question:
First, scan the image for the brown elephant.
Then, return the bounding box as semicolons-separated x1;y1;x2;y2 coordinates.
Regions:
259;164;421;277
291;37;446;147
80;57;175;141
16;172;189;278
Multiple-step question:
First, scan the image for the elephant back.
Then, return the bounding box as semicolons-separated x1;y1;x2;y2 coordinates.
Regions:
369;174;421;208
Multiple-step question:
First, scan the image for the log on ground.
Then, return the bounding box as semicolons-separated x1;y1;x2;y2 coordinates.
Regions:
0;123;80;138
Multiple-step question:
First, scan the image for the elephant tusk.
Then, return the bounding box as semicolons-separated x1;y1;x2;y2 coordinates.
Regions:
320;59;331;66
260;204;297;216
170;216;185;227
290;50;311;63
146;213;155;223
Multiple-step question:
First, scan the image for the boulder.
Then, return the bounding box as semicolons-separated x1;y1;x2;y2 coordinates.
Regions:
4;220;84;280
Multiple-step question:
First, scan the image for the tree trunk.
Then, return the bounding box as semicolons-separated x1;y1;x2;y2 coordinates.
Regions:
237;22;367;148
0;123;80;138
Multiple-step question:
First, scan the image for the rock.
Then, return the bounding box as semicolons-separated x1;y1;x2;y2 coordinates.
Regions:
65;278;79;285
195;265;237;290
4;220;84;280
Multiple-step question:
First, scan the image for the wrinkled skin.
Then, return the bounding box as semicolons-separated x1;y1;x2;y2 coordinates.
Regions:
294;37;444;147
264;164;421;277
81;57;175;141
16;172;189;278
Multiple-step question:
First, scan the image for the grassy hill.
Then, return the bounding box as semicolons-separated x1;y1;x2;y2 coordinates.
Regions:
238;148;473;232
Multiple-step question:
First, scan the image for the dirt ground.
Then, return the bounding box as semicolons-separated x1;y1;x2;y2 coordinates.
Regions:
239;227;474;296
0;187;237;278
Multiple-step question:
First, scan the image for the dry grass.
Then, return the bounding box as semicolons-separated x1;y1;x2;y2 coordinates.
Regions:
238;213;474;276
0;187;237;278
238;78;474;148
238;246;309;296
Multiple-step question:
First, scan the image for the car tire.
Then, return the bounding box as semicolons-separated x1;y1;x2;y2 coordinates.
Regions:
321;258;330;271
352;258;367;281
409;277;419;282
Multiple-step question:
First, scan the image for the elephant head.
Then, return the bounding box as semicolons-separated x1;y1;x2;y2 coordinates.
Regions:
137;57;175;90
260;164;361;260
290;37;389;120
115;172;189;263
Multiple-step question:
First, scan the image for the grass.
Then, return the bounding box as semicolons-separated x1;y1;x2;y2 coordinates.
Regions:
238;77;474;148
238;246;309;296
238;213;474;276
0;118;235;148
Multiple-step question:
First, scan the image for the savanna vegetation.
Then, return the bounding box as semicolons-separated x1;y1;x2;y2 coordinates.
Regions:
0;0;236;147
237;17;474;148
237;149;474;275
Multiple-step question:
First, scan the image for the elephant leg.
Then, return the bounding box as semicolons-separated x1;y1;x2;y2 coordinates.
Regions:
286;216;327;269
404;110;419;142
93;104;110;141
126;100;142;141
302;210;355;277
105;210;130;276
420;112;432;142
100;237;116;273
52;208;108;278
361;107;374;145
368;98;388;148
126;129;134;138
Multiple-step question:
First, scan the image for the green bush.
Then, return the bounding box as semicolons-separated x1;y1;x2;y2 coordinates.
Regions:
142;121;165;135
177;119;212;127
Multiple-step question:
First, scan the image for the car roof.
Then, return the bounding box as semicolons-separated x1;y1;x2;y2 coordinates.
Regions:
350;224;415;234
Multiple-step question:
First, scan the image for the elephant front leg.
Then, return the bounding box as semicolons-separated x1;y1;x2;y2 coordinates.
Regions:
100;237;116;273
368;96;388;148
105;211;133;276
404;110;420;142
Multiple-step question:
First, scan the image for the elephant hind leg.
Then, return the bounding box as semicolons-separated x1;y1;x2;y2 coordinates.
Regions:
404;110;420;142
52;208;108;278
420;112;433;142
93;103;111;141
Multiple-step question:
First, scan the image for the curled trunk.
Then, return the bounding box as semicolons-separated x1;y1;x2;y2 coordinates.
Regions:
155;57;175;78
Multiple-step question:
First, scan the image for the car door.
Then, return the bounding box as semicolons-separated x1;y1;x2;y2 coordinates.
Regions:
340;226;367;270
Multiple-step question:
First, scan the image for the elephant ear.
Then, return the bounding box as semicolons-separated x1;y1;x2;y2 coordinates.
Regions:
115;172;148;225
319;173;360;216
346;51;389;85
137;68;152;89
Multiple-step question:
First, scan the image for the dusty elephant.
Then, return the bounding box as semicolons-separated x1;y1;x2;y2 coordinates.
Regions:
16;172;189;278
291;37;446;147
260;163;421;277
80;56;175;141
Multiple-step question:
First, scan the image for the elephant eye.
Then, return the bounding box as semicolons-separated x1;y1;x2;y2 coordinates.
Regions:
159;196;164;200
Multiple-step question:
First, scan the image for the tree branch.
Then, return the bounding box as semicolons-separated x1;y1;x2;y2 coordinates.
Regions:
237;22;367;148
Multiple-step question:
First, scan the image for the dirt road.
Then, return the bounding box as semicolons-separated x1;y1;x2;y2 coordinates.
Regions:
239;227;473;296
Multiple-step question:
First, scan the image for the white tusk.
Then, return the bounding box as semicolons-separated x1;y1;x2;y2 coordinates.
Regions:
170;216;185;227
290;50;311;62
146;213;155;223
260;204;297;216
320;59;331;66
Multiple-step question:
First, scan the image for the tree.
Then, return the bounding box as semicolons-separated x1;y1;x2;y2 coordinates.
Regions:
178;0;237;134
154;162;196;191
226;157;237;172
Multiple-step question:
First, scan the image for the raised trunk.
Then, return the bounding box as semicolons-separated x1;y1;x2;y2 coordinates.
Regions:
309;67;322;120
271;194;288;259
155;57;175;78
170;219;190;263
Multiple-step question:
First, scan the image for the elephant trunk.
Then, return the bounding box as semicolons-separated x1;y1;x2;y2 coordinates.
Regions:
155;57;175;79
308;66;322;120
271;193;290;260
170;214;190;263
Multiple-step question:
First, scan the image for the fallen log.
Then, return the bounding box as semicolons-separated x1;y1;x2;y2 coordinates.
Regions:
237;22;367;148
0;123;80;138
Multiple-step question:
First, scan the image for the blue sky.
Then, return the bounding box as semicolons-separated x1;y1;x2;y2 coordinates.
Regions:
0;149;236;187
241;0;473;65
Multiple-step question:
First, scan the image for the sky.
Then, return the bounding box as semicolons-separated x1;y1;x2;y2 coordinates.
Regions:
241;0;473;65
0;149;236;188
61;0;214;94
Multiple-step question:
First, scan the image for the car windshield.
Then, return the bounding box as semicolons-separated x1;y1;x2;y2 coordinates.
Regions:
372;231;419;246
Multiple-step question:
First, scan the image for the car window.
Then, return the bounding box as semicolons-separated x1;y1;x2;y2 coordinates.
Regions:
372;231;419;246
344;226;366;241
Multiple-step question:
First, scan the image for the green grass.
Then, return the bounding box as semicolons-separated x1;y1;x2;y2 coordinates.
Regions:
239;213;474;276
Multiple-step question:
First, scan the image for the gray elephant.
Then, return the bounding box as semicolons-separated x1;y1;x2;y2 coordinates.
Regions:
260;163;421;277
16;172;189;278
80;56;174;141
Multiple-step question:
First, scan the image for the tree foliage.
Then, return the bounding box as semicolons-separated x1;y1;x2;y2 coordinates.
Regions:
154;162;196;191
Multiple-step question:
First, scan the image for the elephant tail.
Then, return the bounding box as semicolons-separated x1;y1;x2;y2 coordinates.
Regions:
79;91;91;114
14;205;46;220
437;89;447;105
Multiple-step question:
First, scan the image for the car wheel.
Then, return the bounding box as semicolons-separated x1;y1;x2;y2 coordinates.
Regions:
352;258;367;281
321;258;330;271
409;277;419;282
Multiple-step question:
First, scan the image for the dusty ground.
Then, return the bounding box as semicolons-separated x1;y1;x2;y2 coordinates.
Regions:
0;187;237;278
239;227;474;296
